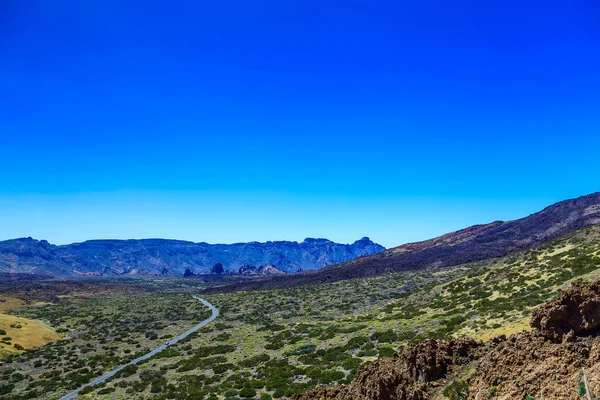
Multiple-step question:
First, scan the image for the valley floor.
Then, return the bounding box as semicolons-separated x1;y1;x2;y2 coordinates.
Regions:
1;225;600;399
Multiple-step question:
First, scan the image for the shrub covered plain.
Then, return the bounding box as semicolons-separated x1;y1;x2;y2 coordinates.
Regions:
1;225;600;399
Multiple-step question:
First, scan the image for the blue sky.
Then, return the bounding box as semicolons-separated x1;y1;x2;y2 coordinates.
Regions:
1;0;599;247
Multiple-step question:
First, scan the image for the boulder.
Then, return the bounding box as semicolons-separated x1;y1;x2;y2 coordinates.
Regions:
530;280;600;341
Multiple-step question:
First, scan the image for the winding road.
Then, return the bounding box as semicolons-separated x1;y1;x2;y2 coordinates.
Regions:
59;296;219;400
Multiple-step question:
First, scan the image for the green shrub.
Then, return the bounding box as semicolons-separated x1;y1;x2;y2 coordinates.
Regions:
250;380;265;389
115;364;138;378
346;336;369;349
286;345;316;356
213;363;234;374
97;387;115;395
265;342;284;350
357;348;377;357
0;384;14;395
152;348;180;359
378;346;396;358
370;330;397;343
196;345;236;357
239;354;271;368
215;332;232;341
239;387;257;397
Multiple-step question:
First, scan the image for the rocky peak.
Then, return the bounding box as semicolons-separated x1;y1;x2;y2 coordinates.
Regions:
210;263;225;275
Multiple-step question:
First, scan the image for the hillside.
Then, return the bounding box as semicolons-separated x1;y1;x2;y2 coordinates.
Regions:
0;236;384;277
206;192;600;293
295;279;600;400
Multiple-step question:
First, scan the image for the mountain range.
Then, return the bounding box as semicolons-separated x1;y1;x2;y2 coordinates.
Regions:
3;192;600;284
207;191;600;293
0;236;385;277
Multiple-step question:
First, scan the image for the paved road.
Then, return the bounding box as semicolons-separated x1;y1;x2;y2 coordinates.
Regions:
59;296;219;400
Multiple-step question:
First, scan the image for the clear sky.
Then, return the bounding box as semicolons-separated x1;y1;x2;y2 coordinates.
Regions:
1;0;599;248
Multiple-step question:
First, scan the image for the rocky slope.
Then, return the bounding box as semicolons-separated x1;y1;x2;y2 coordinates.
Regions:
0;237;384;277
295;279;600;400
208;192;600;293
294;339;482;400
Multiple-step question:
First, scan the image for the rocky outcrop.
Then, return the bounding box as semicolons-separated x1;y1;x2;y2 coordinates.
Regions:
239;264;259;275
296;280;600;400
210;263;225;275
531;281;600;341
468;281;600;398
294;339;481;400
238;264;286;276
261;265;286;276
468;332;597;400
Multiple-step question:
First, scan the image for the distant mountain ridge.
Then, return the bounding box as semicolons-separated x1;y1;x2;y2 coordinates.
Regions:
0;236;385;277
207;192;600;293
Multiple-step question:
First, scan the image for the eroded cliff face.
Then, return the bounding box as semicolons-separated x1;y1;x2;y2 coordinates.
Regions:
530;280;600;342
295;338;481;400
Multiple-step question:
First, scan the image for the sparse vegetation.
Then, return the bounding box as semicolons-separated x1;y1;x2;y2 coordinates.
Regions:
1;225;600;399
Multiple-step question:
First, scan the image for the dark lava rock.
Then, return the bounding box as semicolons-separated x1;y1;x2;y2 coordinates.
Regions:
294;338;481;400
210;263;224;275
531;280;600;341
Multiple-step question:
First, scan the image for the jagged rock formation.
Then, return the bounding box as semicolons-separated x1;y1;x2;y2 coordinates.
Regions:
208;192;600;293
468;332;598;399
0;237;384;277
238;264;286;276
261;265;286;275
530;280;600;342
468;280;600;398
294;339;482;400
210;263;225;275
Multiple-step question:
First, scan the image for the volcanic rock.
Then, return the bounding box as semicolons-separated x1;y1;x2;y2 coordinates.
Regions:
530;281;600;341
294;338;481;400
